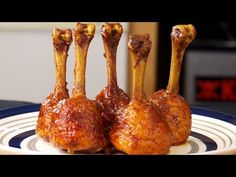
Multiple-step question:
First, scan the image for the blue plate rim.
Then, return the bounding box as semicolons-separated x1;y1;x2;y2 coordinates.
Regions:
0;104;41;119
0;103;236;125
0;104;236;155
191;106;236;125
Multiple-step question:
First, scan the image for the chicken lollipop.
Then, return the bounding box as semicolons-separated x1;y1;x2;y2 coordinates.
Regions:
149;25;196;145
36;28;72;141
110;34;172;155
96;23;129;132
50;23;107;153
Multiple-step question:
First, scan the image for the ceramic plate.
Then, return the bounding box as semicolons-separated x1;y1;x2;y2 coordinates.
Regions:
0;104;236;155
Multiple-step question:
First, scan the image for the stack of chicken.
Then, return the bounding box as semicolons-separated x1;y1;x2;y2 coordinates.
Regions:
36;22;196;154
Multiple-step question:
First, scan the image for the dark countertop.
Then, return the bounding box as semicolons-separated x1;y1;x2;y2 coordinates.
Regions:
0;100;236;118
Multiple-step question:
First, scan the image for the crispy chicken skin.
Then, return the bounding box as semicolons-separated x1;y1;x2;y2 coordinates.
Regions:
149;25;196;145
36;28;72;141
50;97;106;153
110;34;172;154
50;23;107;153
149;90;192;145
110;100;173;154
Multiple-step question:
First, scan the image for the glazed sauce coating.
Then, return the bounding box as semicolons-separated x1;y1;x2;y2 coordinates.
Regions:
49;23;107;153
149;90;191;145
149;24;196;145
96;87;129;129
50;97;106;152
96;23;129;130
110;34;172;154
111;100;172;154
36;28;72;141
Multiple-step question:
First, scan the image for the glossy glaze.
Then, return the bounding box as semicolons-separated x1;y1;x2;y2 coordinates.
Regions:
36;28;72;141
149;25;196;145
50;23;106;153
110;34;172;154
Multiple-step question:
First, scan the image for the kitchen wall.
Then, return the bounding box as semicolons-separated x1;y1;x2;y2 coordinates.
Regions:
0;23;129;103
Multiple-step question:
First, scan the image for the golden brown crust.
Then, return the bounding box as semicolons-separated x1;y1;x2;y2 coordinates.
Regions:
96;86;129;130
109;33;172;155
149;90;192;145
36;91;69;141
50;97;107;152
110;100;172;154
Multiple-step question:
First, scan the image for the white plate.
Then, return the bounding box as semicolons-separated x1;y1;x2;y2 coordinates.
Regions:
0;104;236;155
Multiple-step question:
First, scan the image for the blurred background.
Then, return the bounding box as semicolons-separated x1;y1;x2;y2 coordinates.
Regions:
0;22;129;104
0;22;235;109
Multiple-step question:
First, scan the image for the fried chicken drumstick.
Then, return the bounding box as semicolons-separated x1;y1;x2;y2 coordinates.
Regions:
149;25;196;145
96;23;129;132
36;28;72;141
110;34;172;154
50;23;107;153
